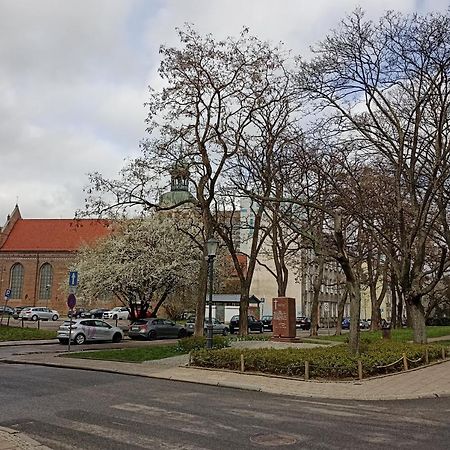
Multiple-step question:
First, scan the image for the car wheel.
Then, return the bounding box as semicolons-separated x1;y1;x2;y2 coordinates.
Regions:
31;315;38;321
74;334;86;345
148;330;157;340
112;333;122;343
52;314;58;321
58;339;68;345
222;328;229;336
178;329;187;339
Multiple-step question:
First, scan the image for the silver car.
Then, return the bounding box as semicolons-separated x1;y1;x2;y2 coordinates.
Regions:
57;319;123;345
19;307;59;321
185;317;229;336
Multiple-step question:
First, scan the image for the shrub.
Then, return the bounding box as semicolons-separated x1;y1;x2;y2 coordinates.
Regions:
190;341;448;380
177;335;231;352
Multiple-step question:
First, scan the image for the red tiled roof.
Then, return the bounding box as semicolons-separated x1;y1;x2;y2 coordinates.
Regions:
0;219;112;252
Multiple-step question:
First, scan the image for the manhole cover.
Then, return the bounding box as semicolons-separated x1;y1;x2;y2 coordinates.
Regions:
250;433;298;446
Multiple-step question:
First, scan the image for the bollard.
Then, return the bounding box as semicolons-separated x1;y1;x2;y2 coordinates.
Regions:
240;353;245;372
403;353;408;371
358;360;363;380
425;349;429;364
188;351;192;366
21;318;24;328
442;347;446;360
115;318;118;327
304;361;309;381
37;318;40;330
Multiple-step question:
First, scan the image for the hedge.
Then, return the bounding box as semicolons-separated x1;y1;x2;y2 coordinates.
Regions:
190;341;449;379
177;335;231;352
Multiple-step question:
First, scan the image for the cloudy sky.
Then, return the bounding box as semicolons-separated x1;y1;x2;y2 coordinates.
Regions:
0;0;447;222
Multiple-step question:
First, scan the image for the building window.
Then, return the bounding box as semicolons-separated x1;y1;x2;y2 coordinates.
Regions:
39;263;53;300
10;263;24;299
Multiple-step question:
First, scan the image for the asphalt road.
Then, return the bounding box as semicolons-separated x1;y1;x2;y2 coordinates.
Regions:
0;365;449;449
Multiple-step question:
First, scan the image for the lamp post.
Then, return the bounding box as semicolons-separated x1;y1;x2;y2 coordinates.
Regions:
206;238;219;350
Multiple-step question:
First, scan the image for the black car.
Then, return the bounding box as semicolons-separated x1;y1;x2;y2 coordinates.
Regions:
0;305;14;316
67;308;88;318
261;315;273;331
229;315;263;334
86;308;110;319
296;316;311;330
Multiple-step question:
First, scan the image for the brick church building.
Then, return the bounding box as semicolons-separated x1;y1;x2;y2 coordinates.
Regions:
0;205;111;312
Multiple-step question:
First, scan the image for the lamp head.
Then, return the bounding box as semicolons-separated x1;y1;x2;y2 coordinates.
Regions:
206;238;219;257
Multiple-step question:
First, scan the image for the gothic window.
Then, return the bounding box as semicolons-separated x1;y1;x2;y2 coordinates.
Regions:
10;263;24;299
39;263;53;300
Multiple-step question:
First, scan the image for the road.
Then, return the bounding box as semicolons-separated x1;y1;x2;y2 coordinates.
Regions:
0;364;449;449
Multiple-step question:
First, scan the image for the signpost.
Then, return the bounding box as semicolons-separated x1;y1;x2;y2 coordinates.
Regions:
67;293;76;353
1;288;12;325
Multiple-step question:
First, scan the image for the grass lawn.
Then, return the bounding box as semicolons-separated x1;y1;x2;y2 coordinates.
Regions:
0;325;56;341
314;326;450;343
65;344;184;362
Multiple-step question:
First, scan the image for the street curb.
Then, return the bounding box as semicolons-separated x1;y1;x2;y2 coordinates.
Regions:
3;357;450;402
0;339;59;347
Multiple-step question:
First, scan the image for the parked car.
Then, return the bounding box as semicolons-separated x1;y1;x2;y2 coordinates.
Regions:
85;308;109;319
426;317;450;326
102;307;130;320
12;306;33;319
57;319;123;345
19;307;59;321
185;317;229;336
261;315;273;331
229;315;263;334
296;316;311;330
128;318;188;340
359;319;370;329
67;308;88;318
341;318;350;329
0;305;15;316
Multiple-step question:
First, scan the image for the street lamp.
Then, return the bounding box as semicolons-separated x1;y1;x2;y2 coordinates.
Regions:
206;238;219;350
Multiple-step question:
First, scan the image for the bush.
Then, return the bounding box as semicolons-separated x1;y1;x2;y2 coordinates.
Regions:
190;341;448;380
177;335;231;352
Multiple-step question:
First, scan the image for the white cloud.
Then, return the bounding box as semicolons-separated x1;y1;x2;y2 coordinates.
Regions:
0;0;448;223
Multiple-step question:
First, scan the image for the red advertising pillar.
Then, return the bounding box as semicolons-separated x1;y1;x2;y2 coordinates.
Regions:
272;297;298;341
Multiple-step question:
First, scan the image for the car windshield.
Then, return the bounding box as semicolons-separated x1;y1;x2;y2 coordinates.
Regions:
231;315;239;320
132;320;148;325
262;316;272;320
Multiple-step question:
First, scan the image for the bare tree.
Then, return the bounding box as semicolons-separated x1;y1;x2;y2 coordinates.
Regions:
298;10;450;343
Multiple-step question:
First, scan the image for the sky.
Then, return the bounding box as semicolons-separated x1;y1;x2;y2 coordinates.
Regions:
0;0;448;223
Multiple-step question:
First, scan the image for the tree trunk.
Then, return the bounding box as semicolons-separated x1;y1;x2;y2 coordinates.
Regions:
370;306;381;331
239;287;250;336
194;257;208;337
390;277;398;328
407;294;427;343
348;281;361;354
335;288;348;336
310;255;324;337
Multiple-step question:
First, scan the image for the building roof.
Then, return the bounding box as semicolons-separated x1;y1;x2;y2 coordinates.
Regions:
0;219;111;252
209;294;261;304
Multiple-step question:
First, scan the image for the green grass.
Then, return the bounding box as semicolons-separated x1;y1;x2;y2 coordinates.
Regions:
315;326;450;343
0;325;56;341
64;344;184;362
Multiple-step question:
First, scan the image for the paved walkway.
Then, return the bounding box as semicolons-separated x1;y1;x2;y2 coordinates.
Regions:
1;337;449;448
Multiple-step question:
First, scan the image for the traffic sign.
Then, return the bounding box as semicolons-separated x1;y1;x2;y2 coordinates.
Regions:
4;289;11;299
67;294;76;309
69;271;78;287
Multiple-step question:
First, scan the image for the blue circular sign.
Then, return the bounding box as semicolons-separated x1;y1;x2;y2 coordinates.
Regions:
67;294;76;309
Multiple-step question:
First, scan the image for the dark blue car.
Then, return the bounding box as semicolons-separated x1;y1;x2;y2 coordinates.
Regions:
342;318;350;329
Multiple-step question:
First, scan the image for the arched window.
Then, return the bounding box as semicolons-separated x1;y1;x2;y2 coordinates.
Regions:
10;263;24;299
39;263;53;300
